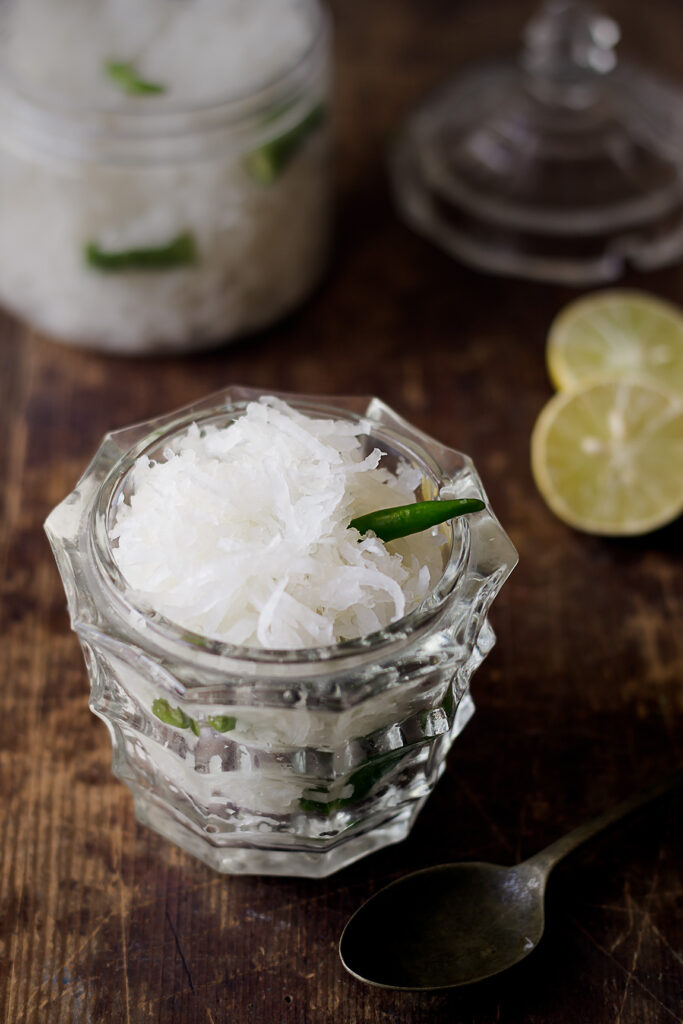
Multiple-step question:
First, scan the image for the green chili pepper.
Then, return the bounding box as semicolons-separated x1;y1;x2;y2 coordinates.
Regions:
299;797;334;815
441;683;455;720
152;698;197;732
152;698;234;735
208;715;237;733
85;231;197;272
245;103;326;185
343;748;408;804
349;498;485;543
105;60;165;96
299;788;333;815
299;748;409;817
182;633;206;648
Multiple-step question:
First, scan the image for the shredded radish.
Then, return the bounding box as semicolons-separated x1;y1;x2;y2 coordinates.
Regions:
112;397;444;648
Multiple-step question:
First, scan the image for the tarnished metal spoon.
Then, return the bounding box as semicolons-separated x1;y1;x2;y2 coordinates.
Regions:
340;769;682;991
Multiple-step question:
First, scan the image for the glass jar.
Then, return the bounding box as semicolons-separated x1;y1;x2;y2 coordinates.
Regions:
45;387;517;877
0;1;330;354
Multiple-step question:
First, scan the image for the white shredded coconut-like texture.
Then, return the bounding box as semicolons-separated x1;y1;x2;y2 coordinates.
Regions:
1;0;314;105
0;0;328;355
112;398;446;649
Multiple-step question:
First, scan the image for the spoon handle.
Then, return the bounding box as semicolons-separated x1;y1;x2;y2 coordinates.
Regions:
527;766;683;875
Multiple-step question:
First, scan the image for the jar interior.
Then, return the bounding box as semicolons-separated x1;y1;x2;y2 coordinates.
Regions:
0;0;324;114
94;400;468;658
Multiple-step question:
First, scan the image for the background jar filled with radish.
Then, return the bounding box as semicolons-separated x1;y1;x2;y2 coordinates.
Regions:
0;0;331;354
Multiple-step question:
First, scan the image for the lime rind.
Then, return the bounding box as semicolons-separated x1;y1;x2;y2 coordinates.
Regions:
531;380;683;536
547;289;683;396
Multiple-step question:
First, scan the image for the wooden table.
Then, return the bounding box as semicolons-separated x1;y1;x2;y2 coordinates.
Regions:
2;1;682;1021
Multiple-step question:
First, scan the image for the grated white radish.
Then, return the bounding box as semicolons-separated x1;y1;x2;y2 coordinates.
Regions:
1;0;314;107
112;397;446;649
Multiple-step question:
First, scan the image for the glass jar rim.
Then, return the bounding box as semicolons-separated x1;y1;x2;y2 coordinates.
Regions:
88;397;473;675
0;0;328;145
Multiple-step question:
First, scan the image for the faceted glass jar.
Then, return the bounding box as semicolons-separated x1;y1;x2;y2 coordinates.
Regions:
0;0;330;354
45;387;517;877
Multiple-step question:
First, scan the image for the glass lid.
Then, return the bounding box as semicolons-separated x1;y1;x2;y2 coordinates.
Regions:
390;0;683;284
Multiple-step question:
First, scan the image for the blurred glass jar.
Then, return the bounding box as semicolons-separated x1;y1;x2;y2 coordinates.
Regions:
0;0;331;354
45;386;517;878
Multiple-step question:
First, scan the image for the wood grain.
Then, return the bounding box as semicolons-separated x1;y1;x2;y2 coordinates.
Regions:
1;1;682;1022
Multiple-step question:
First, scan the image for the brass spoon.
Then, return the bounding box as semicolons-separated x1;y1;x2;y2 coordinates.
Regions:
340;769;682;991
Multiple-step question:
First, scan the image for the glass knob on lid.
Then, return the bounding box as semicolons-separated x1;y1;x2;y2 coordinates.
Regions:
390;1;683;284
522;0;620;106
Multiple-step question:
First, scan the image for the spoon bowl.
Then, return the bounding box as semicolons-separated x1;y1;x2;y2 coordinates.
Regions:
340;860;547;990
340;769;682;990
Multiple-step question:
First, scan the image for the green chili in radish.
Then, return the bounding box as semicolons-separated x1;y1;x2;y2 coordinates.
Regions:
245;103;326;184
349;498;484;543
85;231;197;271
105;60;165;96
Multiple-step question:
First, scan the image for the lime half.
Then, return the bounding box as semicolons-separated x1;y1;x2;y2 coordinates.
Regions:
531;380;683;536
547;290;683;396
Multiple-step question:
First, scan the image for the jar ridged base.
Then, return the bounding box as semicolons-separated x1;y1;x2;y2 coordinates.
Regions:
133;794;426;877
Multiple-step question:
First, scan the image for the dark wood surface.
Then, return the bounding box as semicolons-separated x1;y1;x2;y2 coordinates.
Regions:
2;1;682;1021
